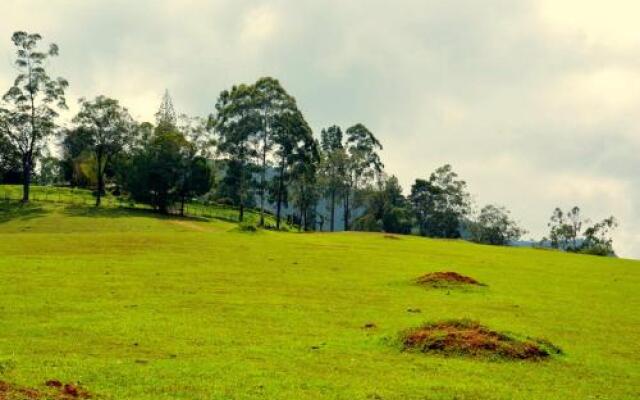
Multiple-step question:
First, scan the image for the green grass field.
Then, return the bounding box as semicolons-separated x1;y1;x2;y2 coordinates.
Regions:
0;202;638;399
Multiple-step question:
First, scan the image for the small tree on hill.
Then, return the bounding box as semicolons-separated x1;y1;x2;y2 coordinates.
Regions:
547;206;617;256
468;204;526;246
409;164;471;238
71;96;135;206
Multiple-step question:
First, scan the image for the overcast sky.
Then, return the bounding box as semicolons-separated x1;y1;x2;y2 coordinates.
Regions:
1;0;638;258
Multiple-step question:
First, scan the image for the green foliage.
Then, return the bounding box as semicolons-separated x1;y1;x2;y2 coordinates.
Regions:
271;109;317;229
214;83;260;221
71;95;136;205
319;125;347;231
409;164;471;238
35;153;64;186
0;133;20;182
468;204;526;246
125;129;211;213
342;123;383;230
547;206;617;256
0;31;68;201
353;175;412;234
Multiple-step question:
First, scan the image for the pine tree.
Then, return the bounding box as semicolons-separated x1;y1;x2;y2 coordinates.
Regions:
155;89;177;131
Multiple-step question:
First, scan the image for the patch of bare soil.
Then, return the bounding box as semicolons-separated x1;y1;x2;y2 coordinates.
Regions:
401;320;560;360
0;380;91;400
416;271;483;287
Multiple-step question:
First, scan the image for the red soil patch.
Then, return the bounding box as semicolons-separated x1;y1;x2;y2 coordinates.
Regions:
0;380;91;400
0;381;41;399
416;271;482;287
401;320;559;360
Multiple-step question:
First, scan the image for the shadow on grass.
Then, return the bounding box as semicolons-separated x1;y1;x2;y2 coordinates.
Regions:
61;204;153;219
0;201;50;224
61;204;234;224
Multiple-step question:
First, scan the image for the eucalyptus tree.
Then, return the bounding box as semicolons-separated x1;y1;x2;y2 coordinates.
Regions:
319;125;346;231
343;123;384;231
0;31;68;202
290;136;321;231
271;109;314;229
72;96;135;206
254;77;297;226
214;84;260;222
546;206;617;255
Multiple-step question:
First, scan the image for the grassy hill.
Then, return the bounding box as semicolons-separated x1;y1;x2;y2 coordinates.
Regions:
0;202;638;399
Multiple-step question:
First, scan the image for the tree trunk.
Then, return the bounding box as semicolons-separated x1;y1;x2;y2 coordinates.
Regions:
21;154;31;203
239;145;245;223
259;114;269;227
329;188;335;232
275;156;286;229
259;146;266;226
95;153;103;207
180;195;185;217
343;189;350;231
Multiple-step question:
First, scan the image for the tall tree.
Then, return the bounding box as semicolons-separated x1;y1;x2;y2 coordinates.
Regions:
319;125;346;231
343;123;383;231
290;137;321;231
214;84;260;222
156;89;177;130
71;96;135;206
271;109;314;229
409;164;471;238
254;77;297;226
0;31;68;202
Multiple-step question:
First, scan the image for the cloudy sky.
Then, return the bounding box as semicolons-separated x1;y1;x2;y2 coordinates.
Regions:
1;0;638;258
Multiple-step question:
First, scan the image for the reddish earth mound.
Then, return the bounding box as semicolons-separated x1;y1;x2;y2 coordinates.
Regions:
401;320;560;360
0;380;91;399
0;381;40;399
416;272;482;287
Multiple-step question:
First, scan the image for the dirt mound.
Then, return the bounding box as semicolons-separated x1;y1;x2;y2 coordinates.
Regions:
401;320;560;360
0;380;91;399
416;272;482;287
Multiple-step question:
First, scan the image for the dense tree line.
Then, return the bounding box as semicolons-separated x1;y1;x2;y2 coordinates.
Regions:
0;31;619;255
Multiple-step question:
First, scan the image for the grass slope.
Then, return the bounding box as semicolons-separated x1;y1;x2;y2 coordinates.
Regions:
0;185;285;227
0;203;638;399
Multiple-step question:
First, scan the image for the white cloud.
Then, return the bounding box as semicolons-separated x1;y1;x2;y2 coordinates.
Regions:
537;0;640;49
